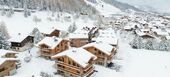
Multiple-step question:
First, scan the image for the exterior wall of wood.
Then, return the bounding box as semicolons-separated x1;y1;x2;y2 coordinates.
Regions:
84;47;117;66
53;56;95;77
11;36;34;51
39;40;68;59
1;53;17;58
50;30;60;37
70;39;89;47
44;30;60;37
0;60;16;77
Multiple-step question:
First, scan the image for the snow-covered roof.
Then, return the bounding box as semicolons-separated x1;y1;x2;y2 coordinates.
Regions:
98;28;116;37
152;29;169;36
52;48;97;68
83;42;114;55
0;58;17;65
0;49;18;57
135;30;154;38
36;36;62;49
8;33;29;43
156;31;169;36
37;26;56;34
69;29;89;39
165;29;170;33
124;26;133;30
92;28;118;45
140;29;150;32
165;36;170;40
92;37;118;45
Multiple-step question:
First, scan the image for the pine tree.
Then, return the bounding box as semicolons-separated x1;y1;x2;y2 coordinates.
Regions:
0;32;10;49
0;21;10;39
0;22;10;49
67;22;77;33
31;28;44;44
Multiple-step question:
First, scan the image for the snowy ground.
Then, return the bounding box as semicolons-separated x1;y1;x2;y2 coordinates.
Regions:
9;39;170;77
1;11;170;77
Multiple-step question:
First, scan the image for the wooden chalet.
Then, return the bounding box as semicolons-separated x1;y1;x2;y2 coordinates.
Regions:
51;48;97;77
83;42;117;66
0;49;18;77
8;33;34;51
91;28;118;47
0;58;17;77
0;49;18;58
69;27;98;47
135;29;155;38
36;36;68;59
38;27;60;37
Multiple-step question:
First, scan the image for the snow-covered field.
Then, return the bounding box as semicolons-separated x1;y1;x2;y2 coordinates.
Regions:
8;39;170;77
1;6;170;77
5;28;169;77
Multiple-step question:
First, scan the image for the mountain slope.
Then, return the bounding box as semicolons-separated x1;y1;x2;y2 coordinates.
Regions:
101;0;143;12
85;0;121;16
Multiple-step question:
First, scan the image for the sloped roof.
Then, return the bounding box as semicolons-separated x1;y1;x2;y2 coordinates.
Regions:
83;42;114;55
36;36;62;49
52;48;97;68
0;49;18;57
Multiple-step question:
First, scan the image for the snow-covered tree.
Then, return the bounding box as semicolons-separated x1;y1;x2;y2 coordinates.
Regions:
144;38;154;50
6;7;14;17
59;31;68;38
1;7;6;16
0;21;10;39
0;32;10;49
130;36;144;49
33;15;41;24
67;22;77;33
152;39;159;50
159;39;170;51
31;28;44;44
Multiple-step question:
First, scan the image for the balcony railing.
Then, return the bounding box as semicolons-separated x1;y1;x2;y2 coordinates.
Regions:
57;67;81;77
56;61;80;71
83;66;94;77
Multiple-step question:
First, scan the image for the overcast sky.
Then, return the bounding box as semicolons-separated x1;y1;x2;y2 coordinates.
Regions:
116;0;170;13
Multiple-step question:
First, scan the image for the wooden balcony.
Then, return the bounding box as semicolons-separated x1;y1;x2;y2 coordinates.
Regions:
40;48;50;51
56;61;95;77
56;61;80;71
40;51;53;57
83;66;95;77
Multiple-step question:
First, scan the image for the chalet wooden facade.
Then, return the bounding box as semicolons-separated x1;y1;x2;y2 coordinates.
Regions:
70;38;89;47
36;37;68;59
0;49;18;77
42;29;60;37
0;49;18;58
69;27;98;47
0;58;17;77
83;42;117;66
37;27;60;37
51;48;97;77
8;34;34;51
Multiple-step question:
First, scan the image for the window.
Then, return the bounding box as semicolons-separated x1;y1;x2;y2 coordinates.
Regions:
0;68;5;72
58;57;64;62
98;51;101;55
68;60;71;64
73;62;76;66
